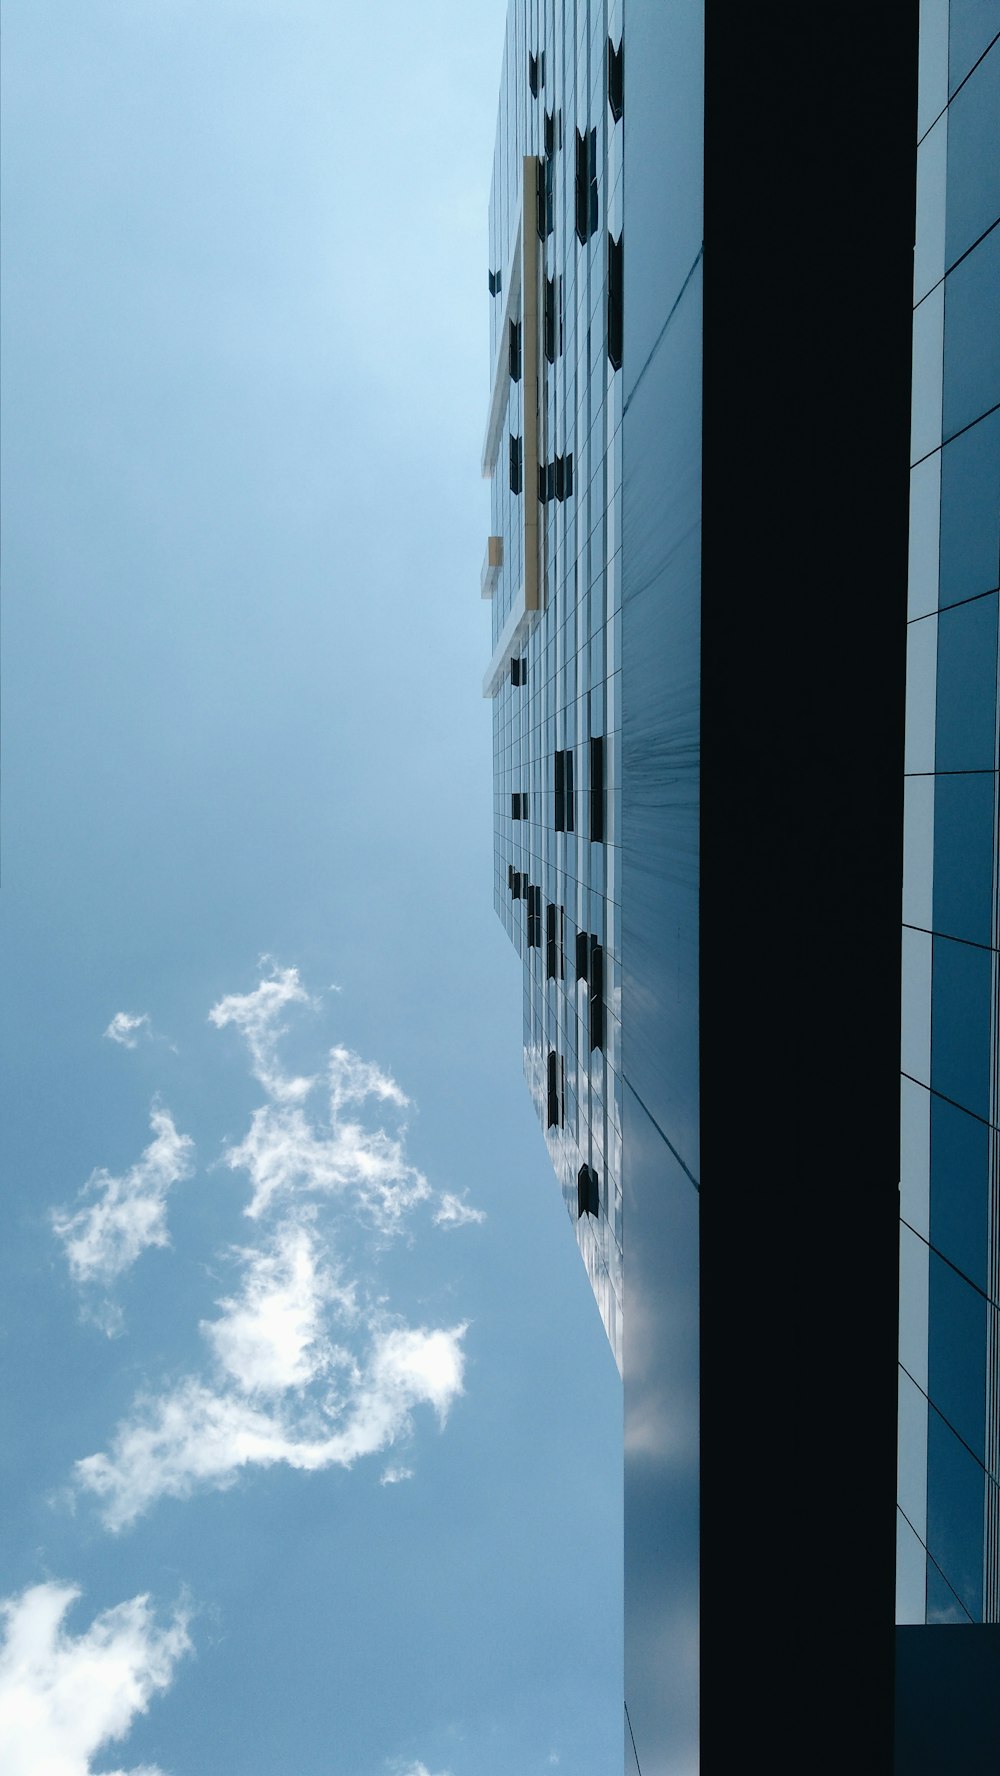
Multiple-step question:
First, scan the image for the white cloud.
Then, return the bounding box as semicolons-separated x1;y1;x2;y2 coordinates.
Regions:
391;1764;453;1776
51;1108;194;1308
66;965;471;1533
433;1192;486;1229
75;1321;467;1532
104;1013;151;1050
0;1581;190;1776
379;1463;414;1486
202;1218;355;1395
328;1045;409;1115
222;1101;430;1228
208;962;315;1103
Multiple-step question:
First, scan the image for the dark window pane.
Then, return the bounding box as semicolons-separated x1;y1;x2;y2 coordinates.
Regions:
589;940;605;1050
577;1163;600;1218
608;232;624;369
547;1049;559;1126
509;433;523;495
509;318;521;381
590;735;605;841
608;36;624;122
576;129;589;241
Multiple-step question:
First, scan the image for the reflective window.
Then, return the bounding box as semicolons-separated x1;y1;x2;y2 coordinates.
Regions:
949;0;1000;91
934;589;998;770
932;770;995;944
945;42;1000;266
926;1407;986;1620
927;1253;987;1461
929;1094;990;1293
938;408;1000;609
930;934;992;1119
942;223;1000;438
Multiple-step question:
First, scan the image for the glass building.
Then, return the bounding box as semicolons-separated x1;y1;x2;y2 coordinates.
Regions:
482;3;998;1770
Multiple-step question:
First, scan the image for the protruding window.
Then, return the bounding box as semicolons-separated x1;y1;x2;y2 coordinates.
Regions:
547;1050;559;1126
555;453;573;500
576;929;589;980
511;656;526;687
544;108;555;155
588;940;605;1051
546;903;565;980
544;277;556;363
511;792;528;820
608;233;623;370
509;434;522;495
577;1163;599;1218
527;884;542;948
554;747;575;832
536;155;554;238
528;51;539;97
488;268;502;297
510;870;525;900
608;37;624;122
589;736;604;842
509;318;521;382
575;128;598;243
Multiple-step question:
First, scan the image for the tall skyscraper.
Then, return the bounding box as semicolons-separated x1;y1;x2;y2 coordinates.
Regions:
482;4;997;1770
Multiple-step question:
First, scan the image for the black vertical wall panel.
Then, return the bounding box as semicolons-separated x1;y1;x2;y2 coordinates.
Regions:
700;3;917;1769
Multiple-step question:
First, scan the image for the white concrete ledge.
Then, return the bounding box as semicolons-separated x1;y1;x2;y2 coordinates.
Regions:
482;588;537;697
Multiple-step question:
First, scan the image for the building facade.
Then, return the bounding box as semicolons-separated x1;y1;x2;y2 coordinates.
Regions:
483;2;998;1771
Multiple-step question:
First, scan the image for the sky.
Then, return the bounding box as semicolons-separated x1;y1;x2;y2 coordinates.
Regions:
0;4;623;1773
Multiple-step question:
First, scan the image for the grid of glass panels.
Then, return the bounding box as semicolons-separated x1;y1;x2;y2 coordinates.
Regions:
898;6;1000;1626
487;0;624;1370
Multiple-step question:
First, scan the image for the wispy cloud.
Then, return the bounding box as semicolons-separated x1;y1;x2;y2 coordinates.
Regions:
75;1319;466;1532
208;961;315;1103
390;1763;454;1776
51;1108;194;1326
379;1463;414;1486
68;964;472;1531
0;1581;191;1776
433;1192;486;1229
201;1217;356;1395
104;1013;152;1050
222;1102;431;1227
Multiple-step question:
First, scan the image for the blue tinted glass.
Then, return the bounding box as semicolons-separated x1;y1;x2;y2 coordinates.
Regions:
930;1093;990;1291
925;1556;973;1623
942;224;1000;437
934;590;998;771
926;1407;985;1619
927;1254;987;1460
949;0;1000;92
938;407;1000;608
944;44;1000;266
932;770;995;944
930;934;991;1119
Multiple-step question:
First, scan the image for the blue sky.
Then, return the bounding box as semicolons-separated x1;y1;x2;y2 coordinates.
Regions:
0;4;623;1772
